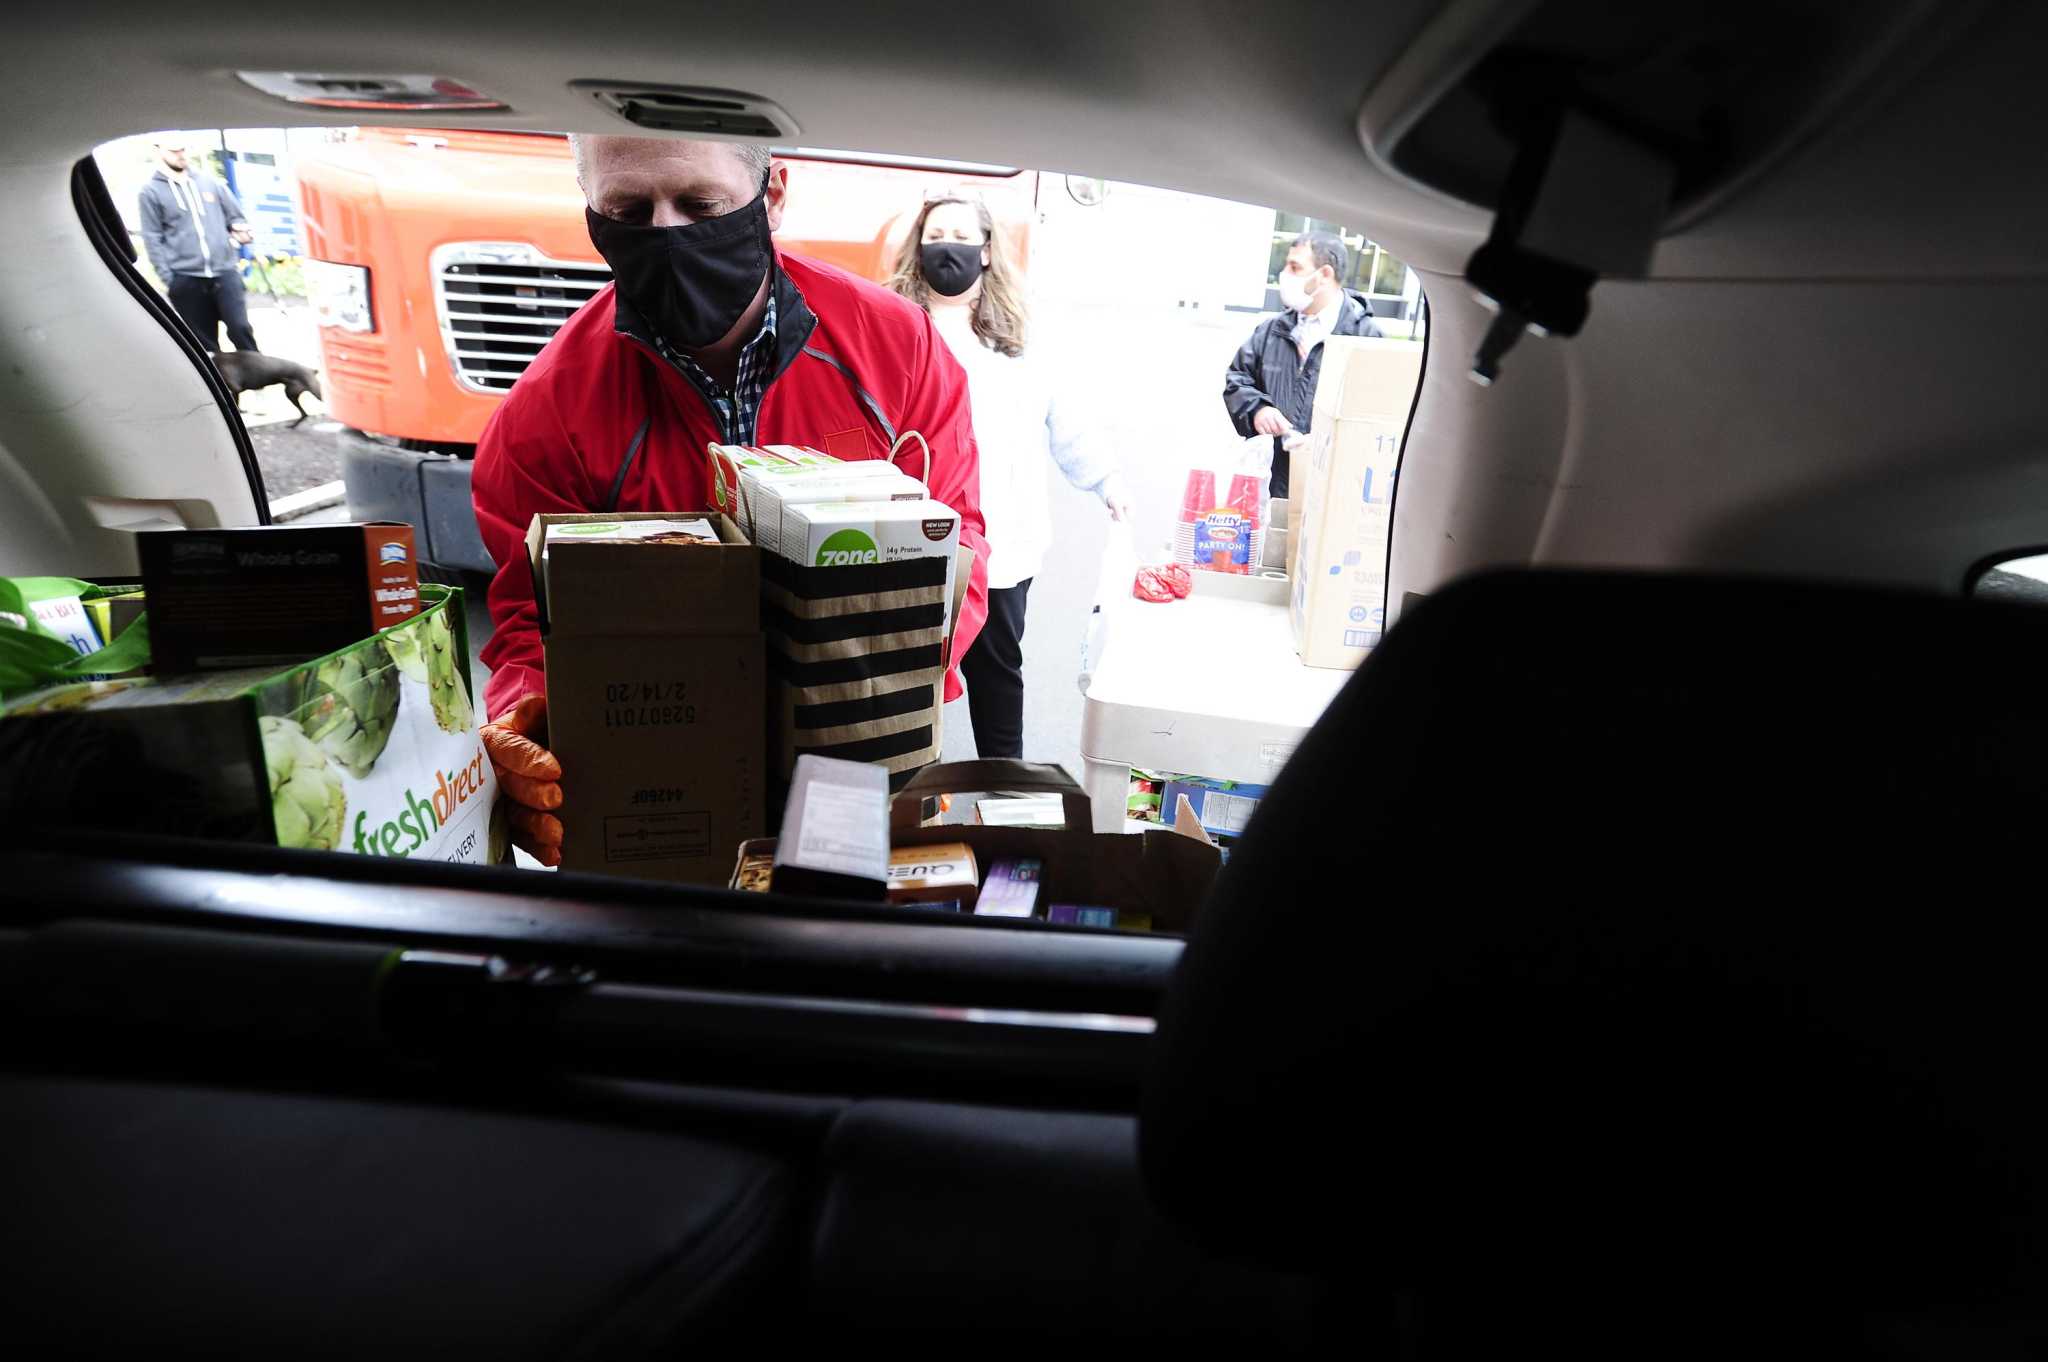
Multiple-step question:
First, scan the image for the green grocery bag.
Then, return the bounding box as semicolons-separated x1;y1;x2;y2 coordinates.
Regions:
0;577;151;700
0;584;504;862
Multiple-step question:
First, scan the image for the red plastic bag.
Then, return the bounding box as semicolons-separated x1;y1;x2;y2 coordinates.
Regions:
1133;563;1193;604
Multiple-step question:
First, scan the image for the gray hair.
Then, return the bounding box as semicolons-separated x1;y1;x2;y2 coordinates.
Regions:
568;133;771;188
1293;230;1349;284
729;142;773;182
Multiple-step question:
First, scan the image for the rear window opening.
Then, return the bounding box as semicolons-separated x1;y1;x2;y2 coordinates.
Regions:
59;124;1426;928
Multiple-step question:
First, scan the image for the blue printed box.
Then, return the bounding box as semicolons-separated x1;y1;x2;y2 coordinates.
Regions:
1160;775;1269;838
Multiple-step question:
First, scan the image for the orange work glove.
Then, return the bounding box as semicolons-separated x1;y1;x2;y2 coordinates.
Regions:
480;694;564;867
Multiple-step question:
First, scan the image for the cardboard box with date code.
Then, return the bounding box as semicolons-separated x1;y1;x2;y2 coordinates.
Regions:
526;511;764;883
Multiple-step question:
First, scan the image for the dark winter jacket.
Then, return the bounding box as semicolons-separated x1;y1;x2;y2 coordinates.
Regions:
1222;290;1381;494
138;169;247;281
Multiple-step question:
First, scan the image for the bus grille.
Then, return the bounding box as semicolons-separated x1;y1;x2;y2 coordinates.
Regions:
433;248;611;392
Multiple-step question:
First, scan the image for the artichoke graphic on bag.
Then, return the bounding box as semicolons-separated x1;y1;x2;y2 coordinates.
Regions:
261;713;347;851
384;604;474;734
258;596;498;859
292;641;402;778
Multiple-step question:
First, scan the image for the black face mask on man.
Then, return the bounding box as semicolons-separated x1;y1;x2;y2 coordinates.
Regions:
585;184;773;348
919;241;985;298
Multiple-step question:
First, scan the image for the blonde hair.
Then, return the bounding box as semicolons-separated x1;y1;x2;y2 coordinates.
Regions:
885;195;1028;359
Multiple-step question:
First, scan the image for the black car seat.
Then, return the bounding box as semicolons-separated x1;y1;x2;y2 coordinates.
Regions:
802;1099;1319;1345
1142;570;2048;1356
0;923;806;1361
5;1072;798;1360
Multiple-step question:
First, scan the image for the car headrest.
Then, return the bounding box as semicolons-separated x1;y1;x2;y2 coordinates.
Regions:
1142;570;2048;1321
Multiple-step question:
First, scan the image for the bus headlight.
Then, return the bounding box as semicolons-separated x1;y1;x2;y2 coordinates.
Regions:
305;259;374;333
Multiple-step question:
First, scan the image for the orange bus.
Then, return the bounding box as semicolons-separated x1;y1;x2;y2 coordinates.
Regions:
296;128;1036;571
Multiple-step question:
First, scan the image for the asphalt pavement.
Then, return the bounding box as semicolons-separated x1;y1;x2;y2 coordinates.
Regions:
251;419;348;499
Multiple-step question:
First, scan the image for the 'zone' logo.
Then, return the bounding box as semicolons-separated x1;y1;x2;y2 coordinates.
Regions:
816;528;879;567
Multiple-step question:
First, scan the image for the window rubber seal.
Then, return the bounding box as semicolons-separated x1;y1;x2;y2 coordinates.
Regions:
68;154;270;522
1378;290;1428;633
1962;544;2048;597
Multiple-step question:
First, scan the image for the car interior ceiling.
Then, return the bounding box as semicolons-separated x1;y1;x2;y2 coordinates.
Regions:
8;0;2048;1355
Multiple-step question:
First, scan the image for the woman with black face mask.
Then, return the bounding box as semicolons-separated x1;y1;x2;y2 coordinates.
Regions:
886;195;1128;762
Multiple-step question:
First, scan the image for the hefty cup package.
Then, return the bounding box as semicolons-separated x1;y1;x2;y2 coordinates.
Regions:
1175;468;1268;575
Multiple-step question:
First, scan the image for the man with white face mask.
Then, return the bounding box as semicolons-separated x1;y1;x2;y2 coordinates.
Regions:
1222;231;1381;496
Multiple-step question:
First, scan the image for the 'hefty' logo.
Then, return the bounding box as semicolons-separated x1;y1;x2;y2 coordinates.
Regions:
816;528;879;567
378;541;409;565
1201;512;1246;542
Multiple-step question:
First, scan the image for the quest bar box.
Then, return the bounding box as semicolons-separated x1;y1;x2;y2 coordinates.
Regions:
527;512;765;885
138;522;422;673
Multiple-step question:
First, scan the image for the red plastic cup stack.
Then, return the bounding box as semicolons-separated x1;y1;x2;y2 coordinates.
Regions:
1174;469;1216;567
1227;472;1262;526
1227;471;1266;572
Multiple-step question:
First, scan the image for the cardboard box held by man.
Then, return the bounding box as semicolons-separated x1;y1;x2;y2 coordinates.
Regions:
526;512;765;884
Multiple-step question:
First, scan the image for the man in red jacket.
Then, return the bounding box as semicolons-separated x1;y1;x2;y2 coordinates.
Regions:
473;135;988;865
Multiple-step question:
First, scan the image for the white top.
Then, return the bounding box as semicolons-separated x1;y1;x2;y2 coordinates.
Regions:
932;306;1124;590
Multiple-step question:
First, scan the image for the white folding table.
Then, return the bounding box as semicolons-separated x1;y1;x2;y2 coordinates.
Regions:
1078;569;1353;834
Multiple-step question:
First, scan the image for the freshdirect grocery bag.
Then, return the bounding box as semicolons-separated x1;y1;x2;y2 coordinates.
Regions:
0;583;502;862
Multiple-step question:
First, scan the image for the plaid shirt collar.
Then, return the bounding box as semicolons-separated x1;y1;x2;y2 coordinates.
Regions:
658;282;779;445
